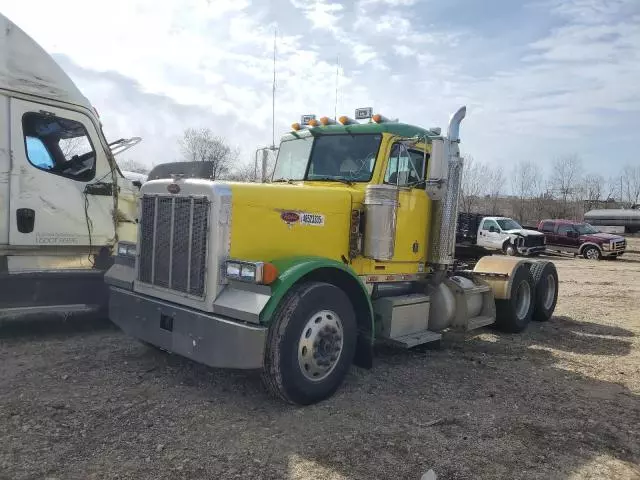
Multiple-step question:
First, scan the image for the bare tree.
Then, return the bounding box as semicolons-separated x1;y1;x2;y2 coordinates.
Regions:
225;162;258;182
486;165;504;215
621;164;640;207
460;155;489;213
179;128;239;180
118;158;150;174
582;173;606;211
549;154;583;218
511;160;542;223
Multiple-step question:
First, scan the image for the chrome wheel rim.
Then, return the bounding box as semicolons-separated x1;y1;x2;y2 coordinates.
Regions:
586;248;599;259
515;281;532;320
298;310;344;382
543;274;556;310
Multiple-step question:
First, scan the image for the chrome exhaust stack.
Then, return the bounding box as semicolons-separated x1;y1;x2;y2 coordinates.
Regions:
427;106;466;269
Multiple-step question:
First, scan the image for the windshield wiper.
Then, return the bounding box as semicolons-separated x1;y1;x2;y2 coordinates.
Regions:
308;177;354;186
272;178;297;183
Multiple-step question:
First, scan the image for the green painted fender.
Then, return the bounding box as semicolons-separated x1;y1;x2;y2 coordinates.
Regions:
259;256;374;345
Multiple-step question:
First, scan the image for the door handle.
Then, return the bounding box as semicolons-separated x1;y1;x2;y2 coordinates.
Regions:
16;208;35;234
84;183;114;196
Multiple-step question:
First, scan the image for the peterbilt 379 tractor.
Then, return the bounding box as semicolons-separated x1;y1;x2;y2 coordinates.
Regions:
106;108;559;405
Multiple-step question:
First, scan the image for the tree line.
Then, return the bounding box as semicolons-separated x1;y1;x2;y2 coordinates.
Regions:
118;129;639;226
460;154;640;225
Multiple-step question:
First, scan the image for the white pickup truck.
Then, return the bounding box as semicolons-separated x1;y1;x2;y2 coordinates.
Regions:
456;214;546;257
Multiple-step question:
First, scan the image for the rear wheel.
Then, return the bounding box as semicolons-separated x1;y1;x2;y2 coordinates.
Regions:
530;261;558;322
494;265;535;333
261;281;357;405
583;245;601;260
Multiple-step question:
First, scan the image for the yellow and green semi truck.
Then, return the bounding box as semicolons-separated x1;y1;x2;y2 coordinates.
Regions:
106;107;559;405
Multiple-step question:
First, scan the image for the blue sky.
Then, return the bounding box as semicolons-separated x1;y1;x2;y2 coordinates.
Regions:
1;0;639;176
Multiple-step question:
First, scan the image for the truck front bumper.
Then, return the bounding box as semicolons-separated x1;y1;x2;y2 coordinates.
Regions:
109;287;267;369
518;246;546;255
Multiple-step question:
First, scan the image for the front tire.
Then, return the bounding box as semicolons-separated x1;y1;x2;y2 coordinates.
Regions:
582;246;601;260
494;265;535;333
261;281;357;405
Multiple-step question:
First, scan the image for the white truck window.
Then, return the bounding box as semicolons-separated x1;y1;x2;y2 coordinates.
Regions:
22;112;96;182
481;219;499;231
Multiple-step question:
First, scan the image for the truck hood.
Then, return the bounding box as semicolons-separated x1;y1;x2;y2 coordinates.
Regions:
504;228;545;237
580;232;624;242
225;182;354;262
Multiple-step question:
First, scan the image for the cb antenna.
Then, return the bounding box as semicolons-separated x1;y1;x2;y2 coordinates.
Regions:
271;28;277;149
334;54;340;120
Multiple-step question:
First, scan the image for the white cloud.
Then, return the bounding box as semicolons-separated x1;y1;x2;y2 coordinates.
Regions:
2;0;638;174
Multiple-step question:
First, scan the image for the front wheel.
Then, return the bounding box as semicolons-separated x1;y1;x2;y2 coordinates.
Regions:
504;243;517;257
261;281;357;405
582;246;601;260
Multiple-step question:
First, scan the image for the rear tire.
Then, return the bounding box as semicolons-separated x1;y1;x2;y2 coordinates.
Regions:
494;265;535;333
530;261;558;322
261;281;357;405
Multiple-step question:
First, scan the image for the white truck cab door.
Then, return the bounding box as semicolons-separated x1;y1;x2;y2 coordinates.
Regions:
478;218;503;250
9;98;115;247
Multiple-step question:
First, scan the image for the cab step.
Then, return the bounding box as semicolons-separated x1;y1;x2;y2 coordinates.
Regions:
381;329;442;349
465;315;495;331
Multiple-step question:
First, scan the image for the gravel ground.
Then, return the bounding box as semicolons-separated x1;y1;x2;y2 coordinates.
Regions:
1;241;639;480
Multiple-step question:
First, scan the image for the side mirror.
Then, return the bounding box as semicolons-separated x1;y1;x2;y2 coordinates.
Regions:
489;226;496;233
425;137;447;200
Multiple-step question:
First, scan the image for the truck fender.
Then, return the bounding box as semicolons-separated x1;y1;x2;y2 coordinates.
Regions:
578;242;601;255
261;256;374;369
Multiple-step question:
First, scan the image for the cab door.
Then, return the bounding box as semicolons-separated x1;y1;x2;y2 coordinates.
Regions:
9;98;115;247
478;219;503;250
383;142;429;264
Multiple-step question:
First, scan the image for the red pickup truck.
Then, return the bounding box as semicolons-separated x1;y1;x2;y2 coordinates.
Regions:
537;219;626;260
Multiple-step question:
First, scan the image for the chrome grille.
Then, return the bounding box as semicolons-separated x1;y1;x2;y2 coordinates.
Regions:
138;195;210;297
613;240;626;250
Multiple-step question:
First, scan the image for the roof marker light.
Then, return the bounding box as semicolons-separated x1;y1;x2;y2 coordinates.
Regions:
291;123;302;131
338;115;357;125
372;113;390;123
320;116;336;126
308;118;320;127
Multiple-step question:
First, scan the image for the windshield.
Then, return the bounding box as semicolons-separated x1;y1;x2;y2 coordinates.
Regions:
496;218;522;230
272;134;382;182
575;223;599;234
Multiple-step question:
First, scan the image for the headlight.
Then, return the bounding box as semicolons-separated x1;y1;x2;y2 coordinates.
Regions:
117;242;137;258
602;243;610;250
224;260;278;285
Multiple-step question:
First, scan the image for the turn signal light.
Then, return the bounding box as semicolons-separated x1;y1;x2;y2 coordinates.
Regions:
262;263;279;285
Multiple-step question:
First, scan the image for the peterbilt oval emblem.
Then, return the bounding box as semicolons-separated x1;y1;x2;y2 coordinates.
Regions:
167;183;181;194
280;211;300;223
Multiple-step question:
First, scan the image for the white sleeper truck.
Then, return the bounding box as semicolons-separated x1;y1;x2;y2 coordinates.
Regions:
0;13;140;320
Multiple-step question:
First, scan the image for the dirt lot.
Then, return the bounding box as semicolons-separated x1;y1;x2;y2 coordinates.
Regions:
1;241;639;480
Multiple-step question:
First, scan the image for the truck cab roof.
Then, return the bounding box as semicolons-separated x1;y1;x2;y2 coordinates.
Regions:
0;13;92;111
